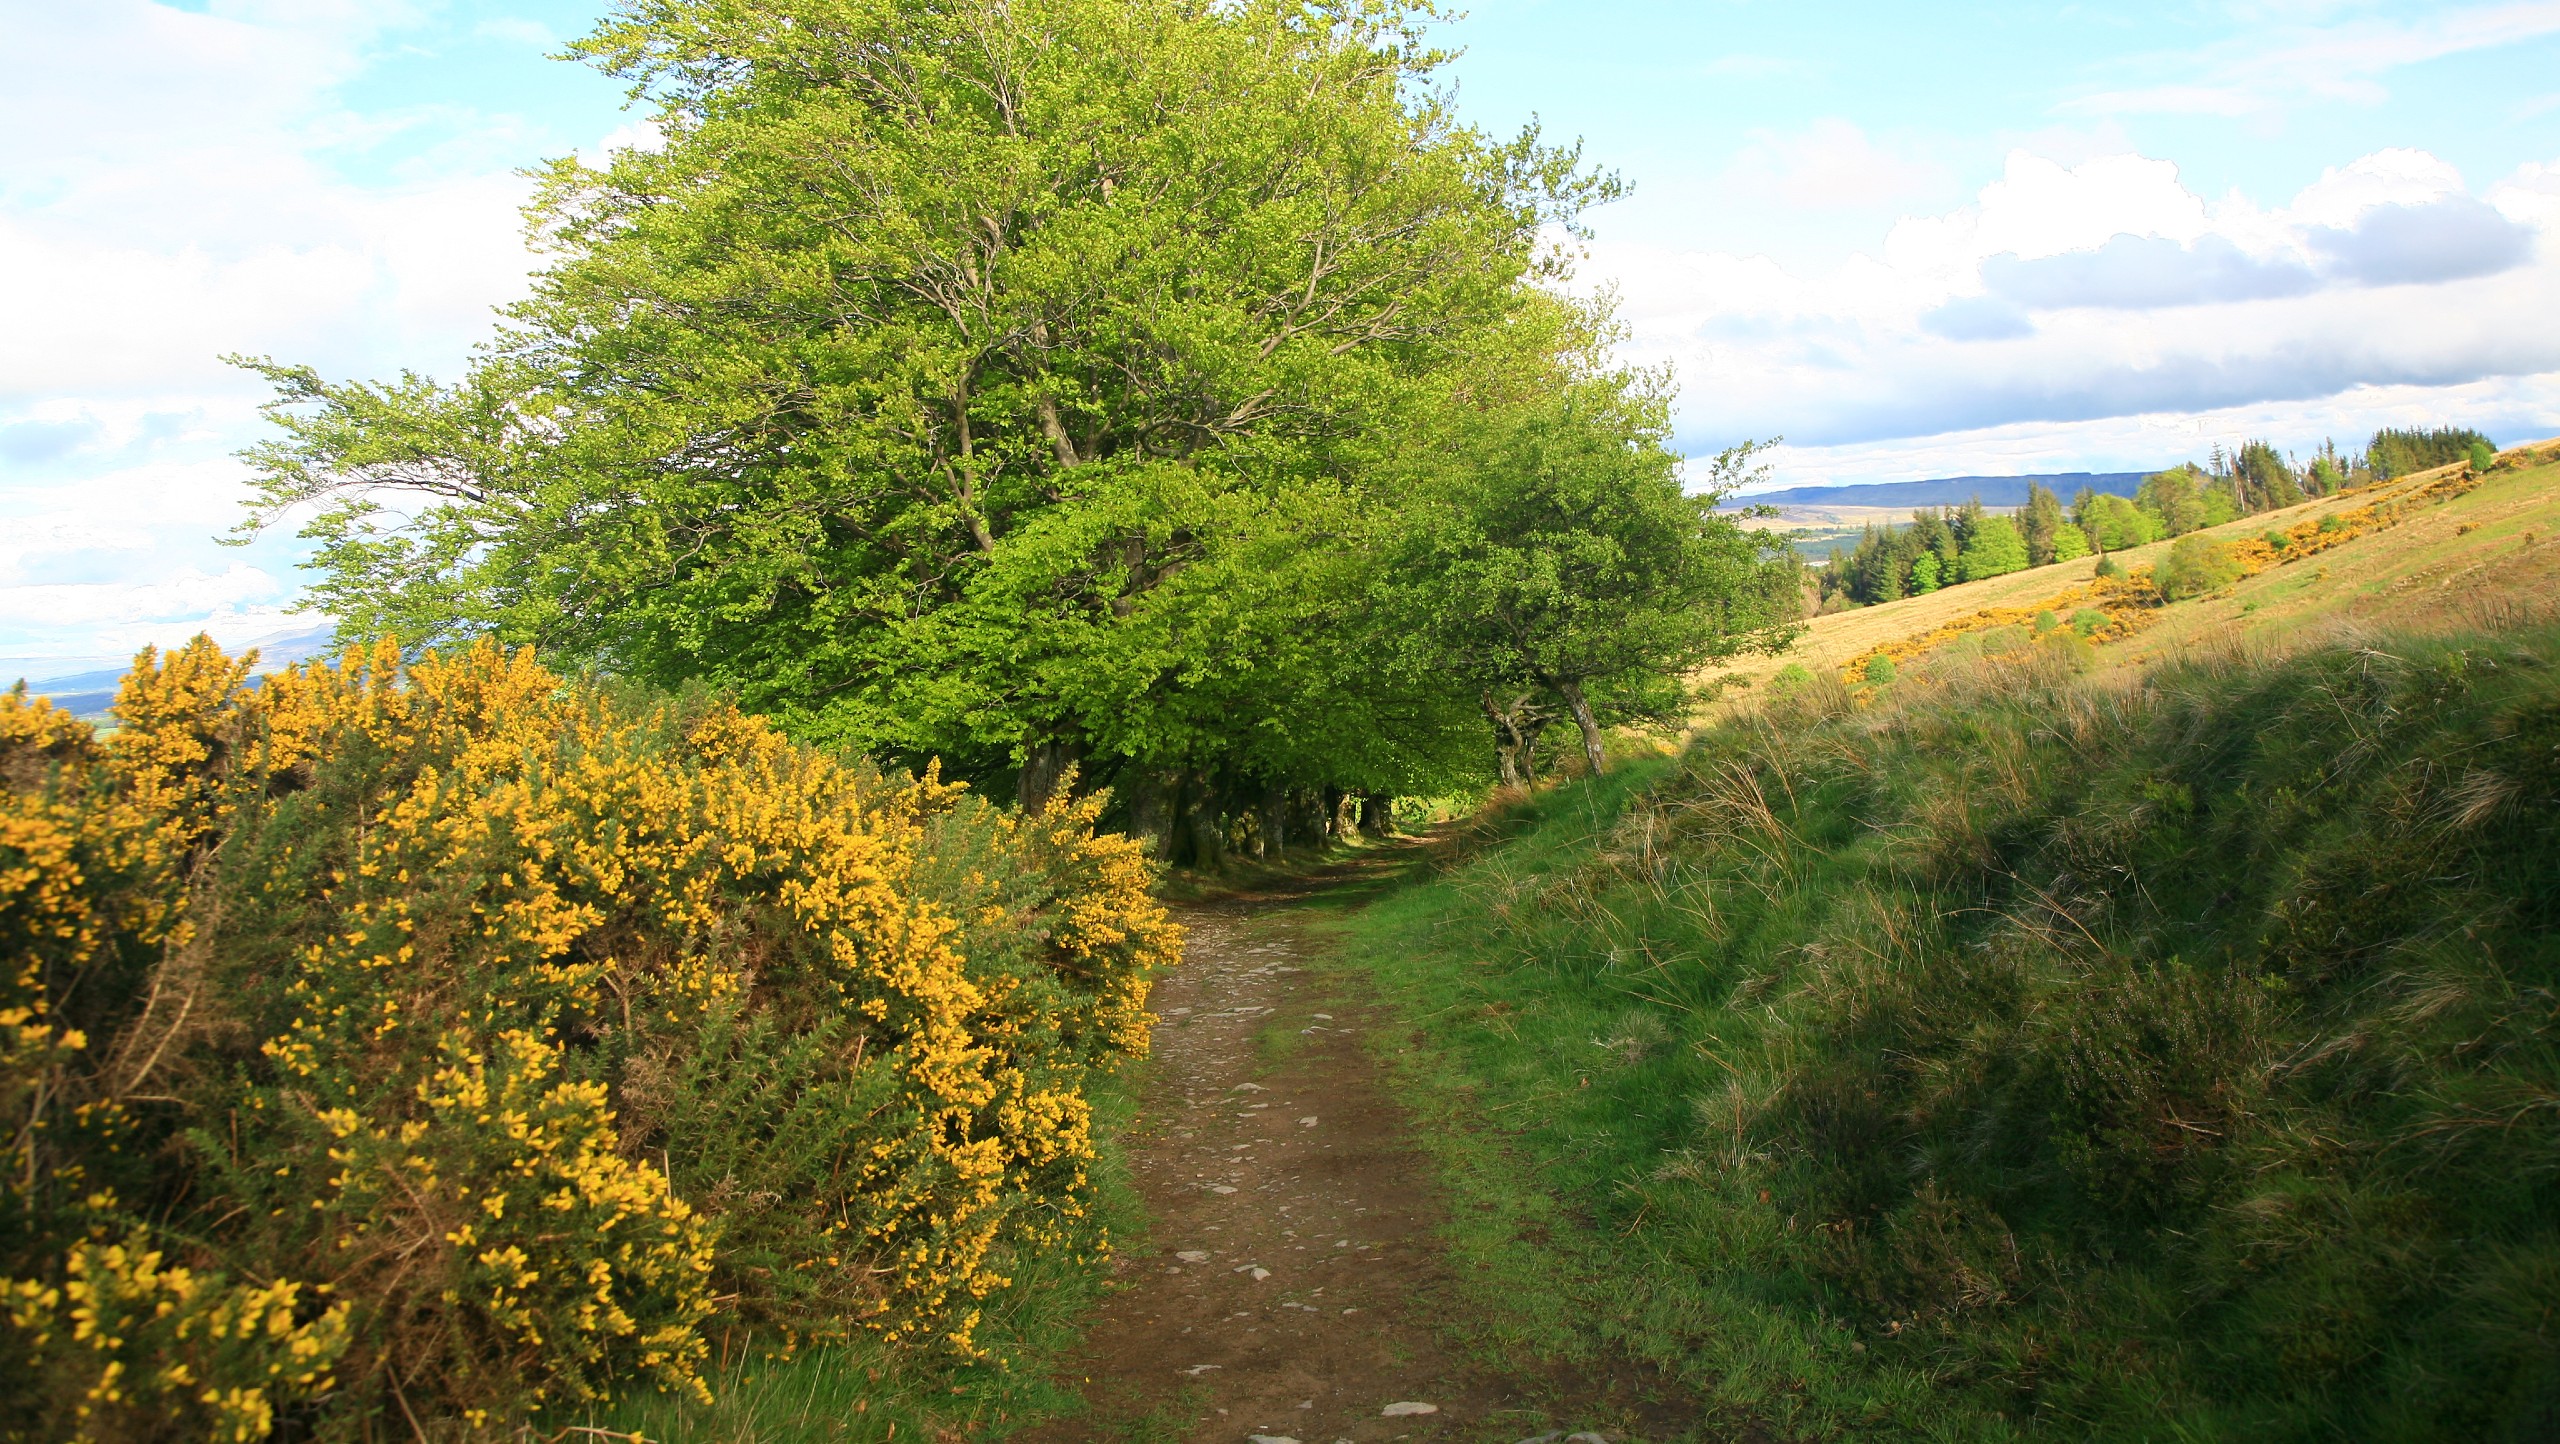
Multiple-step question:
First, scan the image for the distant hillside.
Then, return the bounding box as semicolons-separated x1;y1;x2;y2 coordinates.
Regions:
1736;469;2154;510
7;623;340;721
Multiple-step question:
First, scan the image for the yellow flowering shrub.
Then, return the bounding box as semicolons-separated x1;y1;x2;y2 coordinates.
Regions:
1;638;1177;1439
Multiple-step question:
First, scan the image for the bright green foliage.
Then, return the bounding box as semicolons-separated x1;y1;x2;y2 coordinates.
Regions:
2156;534;2245;599
230;0;1634;829
1958;514;2029;580
1347;626;2560;1441
1391;394;1798;774
2139;464;2211;535
2078;491;2164;551
2471;440;2498;473
1908;549;1942;593
2070;606;2108;637
2050;517;2091;561
1861;654;1896;686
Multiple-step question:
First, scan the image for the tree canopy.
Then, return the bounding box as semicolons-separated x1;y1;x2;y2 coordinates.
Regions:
233;0;1791;856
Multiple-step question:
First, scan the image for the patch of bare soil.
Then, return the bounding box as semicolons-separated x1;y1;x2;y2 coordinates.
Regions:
1015;852;1690;1444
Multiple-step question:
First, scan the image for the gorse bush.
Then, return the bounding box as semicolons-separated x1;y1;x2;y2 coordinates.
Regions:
1356;625;2560;1440
1;638;1175;1441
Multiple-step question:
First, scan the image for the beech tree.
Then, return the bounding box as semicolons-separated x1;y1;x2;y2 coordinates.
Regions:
230;0;1652;850
1392;379;1799;775
1959;514;2029;581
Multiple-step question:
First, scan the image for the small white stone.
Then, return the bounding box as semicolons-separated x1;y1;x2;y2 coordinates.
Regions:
1232;1264;1270;1280
1182;1364;1221;1375
1248;1435;1300;1443
1298;1116;1318;1126
1177;1250;1211;1263
1210;1185;1238;1194
1382;1401;1439;1417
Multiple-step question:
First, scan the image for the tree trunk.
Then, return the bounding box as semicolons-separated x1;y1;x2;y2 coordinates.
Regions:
1126;768;1171;859
1359;792;1394;836
1557;678;1607;775
1257;783;1287;859
1175;773;1224;868
1482;692;1525;788
1017;737;1082;813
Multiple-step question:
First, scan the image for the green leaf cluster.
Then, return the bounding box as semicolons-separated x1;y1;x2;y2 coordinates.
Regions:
232;0;1791;848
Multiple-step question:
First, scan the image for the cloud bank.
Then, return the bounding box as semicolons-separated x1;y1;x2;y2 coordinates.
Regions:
0;1;634;664
1591;146;2560;479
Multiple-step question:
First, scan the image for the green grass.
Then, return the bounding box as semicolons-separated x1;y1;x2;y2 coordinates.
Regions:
1330;627;2560;1441
577;1072;1150;1442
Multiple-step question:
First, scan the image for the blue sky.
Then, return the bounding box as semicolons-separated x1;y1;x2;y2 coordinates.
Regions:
4;0;2558;668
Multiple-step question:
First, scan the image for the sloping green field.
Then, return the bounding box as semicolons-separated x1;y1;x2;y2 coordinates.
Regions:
1333;461;2560;1441
1714;449;2560;700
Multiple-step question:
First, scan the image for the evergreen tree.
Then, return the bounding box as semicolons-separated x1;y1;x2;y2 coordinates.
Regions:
2020;483;2067;566
2233;440;2303;511
2369;426;2494;480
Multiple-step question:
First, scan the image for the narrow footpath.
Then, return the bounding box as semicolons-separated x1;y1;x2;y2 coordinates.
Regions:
1018;852;1682;1444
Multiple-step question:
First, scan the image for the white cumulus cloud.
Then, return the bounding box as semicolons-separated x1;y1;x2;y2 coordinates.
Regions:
1593;146;2560;474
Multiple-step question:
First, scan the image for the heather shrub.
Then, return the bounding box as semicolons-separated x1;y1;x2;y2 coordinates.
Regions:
2;639;1175;1440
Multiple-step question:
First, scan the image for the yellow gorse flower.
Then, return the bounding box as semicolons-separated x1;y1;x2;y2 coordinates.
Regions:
3;637;1178;1438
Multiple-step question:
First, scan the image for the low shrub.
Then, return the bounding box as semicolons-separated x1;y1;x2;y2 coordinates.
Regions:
1;639;1175;1440
2156;534;2246;599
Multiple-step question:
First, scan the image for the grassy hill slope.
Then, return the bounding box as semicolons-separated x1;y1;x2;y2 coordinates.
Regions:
1716;446;2560;699
1332;454;2560;1441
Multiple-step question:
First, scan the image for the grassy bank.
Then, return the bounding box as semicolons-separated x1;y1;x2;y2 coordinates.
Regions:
1335;626;2560;1441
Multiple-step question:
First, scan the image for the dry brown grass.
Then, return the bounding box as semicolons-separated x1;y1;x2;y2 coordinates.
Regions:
1701;445;2560;713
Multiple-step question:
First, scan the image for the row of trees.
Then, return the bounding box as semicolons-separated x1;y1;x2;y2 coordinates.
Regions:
1814;428;2494;608
233;0;1802;863
1813;494;2078;608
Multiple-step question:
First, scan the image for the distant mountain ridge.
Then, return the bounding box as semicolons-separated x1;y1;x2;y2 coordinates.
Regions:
7;624;340;722
1734;470;2157;510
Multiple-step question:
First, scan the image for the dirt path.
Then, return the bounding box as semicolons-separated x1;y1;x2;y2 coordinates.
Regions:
1017;853;1672;1444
